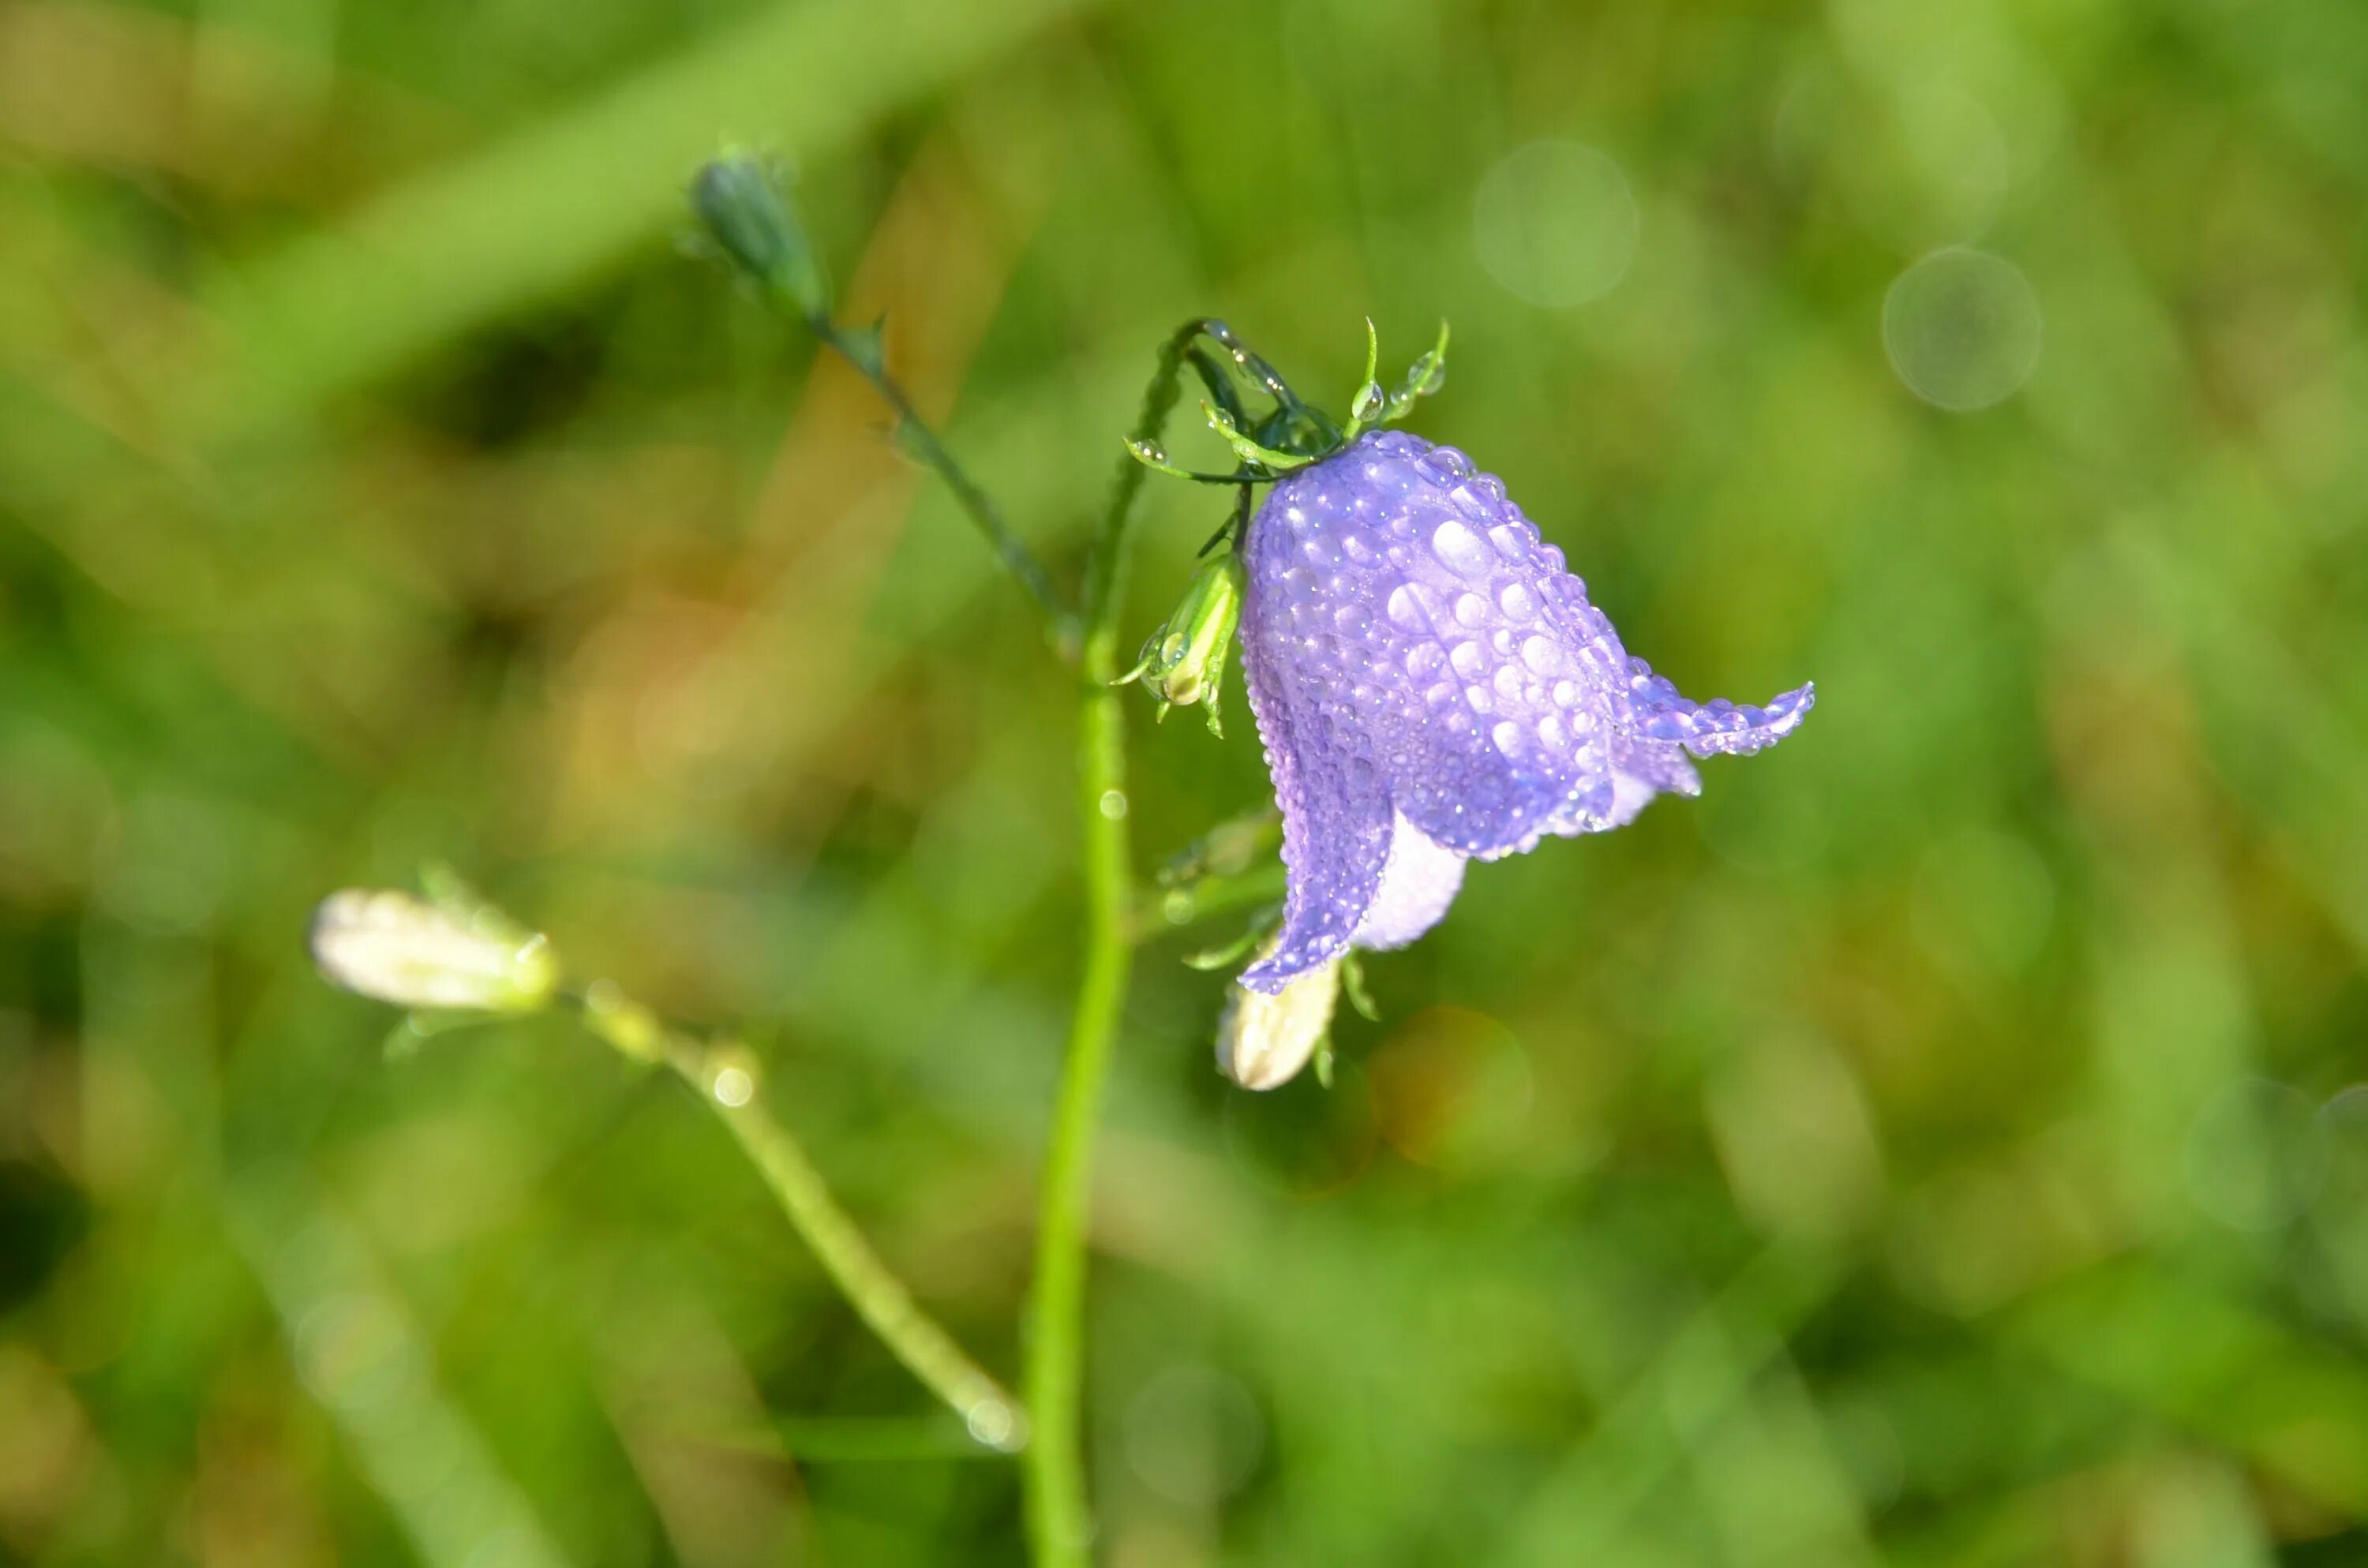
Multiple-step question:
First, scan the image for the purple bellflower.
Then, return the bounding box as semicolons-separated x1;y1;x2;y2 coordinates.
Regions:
1235;430;1812;994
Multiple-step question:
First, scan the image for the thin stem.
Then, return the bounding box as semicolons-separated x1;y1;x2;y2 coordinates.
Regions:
812;319;1077;652
578;988;1026;1452
1022;320;1203;1567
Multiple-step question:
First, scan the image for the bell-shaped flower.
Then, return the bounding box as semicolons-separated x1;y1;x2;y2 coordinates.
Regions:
1236;431;1812;994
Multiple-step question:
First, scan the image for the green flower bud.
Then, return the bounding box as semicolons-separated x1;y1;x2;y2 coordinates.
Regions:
1118;553;1246;736
690;149;832;320
309;885;557;1015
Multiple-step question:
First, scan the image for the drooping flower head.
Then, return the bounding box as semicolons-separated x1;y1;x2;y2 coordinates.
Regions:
1234;430;1812;994
1120;322;1813;1059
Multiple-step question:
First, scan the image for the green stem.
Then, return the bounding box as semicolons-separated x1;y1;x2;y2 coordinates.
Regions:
813;320;1077;651
1021;321;1202;1567
579;990;1025;1451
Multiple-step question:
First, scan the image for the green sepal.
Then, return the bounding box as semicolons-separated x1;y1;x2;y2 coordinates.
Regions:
1202;402;1313;473
1384;320;1450;423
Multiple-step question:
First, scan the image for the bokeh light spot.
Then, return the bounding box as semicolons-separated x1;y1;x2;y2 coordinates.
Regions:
1883;248;2042;410
2183;1078;2325;1233
1221;1059;1378;1199
1367;1006;1531;1173
1910;826;2056;979
1122;1364;1265;1506
1473;140;1640;309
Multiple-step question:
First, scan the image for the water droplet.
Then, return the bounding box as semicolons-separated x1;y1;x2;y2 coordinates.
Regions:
1466;685;1495;714
1493;665;1523;702
1384;584;1426;631
1498;582;1538;619
1553;679;1581;706
1452;592;1488;627
1449;641;1485;678
1407;644;1445;679
1489;523;1529;560
1099;789;1129;820
968;1400;1022;1451
713;1065;755;1107
1538;714;1568;750
1521;634;1562;675
1491;720;1524;757
1431;519;1494;578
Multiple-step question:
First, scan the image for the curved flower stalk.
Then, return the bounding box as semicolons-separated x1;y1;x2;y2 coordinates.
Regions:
309;873;1026;1452
1235;432;1814;996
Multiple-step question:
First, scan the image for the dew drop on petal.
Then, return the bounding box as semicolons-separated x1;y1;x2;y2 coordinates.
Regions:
1521;634;1562;675
1491;720;1524;758
1499;582;1538;619
1431;518;1494;578
1449;641;1486;679
1386;584;1426;630
1452;592;1489;627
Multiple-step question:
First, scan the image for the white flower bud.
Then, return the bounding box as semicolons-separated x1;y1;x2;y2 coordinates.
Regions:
1216;956;1340;1091
309;889;557;1013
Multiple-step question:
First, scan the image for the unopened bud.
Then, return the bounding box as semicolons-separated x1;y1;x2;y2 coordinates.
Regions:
1117;553;1245;736
1216;956;1340;1091
691;149;832;320
309;889;557;1014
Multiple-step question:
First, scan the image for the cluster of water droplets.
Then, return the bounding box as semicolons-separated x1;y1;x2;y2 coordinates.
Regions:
1235;430;1813;990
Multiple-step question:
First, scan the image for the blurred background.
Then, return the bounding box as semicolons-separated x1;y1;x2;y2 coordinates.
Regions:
5;0;2368;1562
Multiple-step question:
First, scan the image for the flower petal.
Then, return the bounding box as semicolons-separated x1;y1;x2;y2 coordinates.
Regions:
1234;429;1815;983
1619;661;1818;758
1238;597;1395;993
1351;810;1467;951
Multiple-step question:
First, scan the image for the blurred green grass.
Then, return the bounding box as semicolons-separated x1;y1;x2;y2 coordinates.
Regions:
6;0;2368;1562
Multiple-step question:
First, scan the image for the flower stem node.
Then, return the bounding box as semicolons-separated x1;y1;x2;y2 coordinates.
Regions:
581;978;665;1063
309;881;557;1015
1216;953;1342;1091
1115;552;1245;736
691;148;833;322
